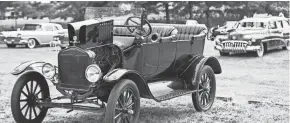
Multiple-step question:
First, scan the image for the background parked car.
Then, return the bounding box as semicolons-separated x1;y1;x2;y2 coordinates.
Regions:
208;21;239;41
1;23;68;48
214;16;290;57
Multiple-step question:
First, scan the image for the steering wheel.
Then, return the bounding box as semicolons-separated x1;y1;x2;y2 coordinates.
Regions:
125;17;152;37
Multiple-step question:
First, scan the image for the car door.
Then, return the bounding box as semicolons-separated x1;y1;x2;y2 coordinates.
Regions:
268;21;282;49
157;41;177;74
140;42;160;78
36;24;57;44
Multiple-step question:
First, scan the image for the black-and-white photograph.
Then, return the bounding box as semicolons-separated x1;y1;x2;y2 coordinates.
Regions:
0;1;289;123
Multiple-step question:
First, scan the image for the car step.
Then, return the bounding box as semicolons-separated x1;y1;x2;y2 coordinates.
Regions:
147;80;198;102
154;89;198;102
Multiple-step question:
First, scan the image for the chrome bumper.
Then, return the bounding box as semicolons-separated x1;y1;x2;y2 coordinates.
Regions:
5;39;28;44
214;40;261;53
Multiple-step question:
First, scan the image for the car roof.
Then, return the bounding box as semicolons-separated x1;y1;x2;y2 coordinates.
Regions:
240;16;288;23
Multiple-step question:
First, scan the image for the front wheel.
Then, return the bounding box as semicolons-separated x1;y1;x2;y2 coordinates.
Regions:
11;74;50;123
27;39;37;49
192;65;216;111
104;79;140;123
255;43;265;57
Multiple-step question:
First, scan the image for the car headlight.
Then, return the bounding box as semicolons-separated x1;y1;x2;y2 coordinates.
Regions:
85;64;102;83
42;63;56;79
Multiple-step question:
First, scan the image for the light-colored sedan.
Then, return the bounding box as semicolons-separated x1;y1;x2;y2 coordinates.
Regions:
0;23;67;48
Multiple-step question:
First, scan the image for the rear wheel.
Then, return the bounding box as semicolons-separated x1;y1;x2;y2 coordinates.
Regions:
192;65;216;111
11;74;50;123
219;51;229;56
7;44;16;48
104;79;140;123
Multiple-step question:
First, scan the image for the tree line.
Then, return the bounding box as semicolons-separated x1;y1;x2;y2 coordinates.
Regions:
0;1;289;27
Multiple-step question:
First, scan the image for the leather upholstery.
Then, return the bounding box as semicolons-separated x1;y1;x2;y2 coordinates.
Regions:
152;23;208;40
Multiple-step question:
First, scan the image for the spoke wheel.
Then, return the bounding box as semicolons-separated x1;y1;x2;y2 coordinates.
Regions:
192;65;216;111
27;39;37;49
255;43;264;57
11;74;50;123
104;79;140;123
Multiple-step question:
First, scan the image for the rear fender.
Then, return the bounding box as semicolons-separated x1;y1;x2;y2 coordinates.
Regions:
11;61;46;75
181;56;222;85
103;69;154;99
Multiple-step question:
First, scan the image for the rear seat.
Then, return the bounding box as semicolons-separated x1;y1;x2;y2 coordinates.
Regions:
173;24;207;40
113;24;207;44
152;23;208;40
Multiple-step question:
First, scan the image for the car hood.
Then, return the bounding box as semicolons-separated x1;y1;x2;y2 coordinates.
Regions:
230;28;266;35
229;28;266;39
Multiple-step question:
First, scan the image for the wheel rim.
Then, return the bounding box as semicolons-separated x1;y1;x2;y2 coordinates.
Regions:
256;43;264;57
28;39;36;48
19;80;44;120
114;88;136;123
198;72;213;109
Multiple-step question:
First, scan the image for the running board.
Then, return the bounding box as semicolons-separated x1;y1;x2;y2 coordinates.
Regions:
148;80;197;102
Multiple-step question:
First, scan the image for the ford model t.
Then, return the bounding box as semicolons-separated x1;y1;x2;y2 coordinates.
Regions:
10;7;221;123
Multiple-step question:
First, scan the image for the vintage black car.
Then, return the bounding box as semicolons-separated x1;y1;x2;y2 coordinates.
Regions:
215;16;290;57
10;7;221;123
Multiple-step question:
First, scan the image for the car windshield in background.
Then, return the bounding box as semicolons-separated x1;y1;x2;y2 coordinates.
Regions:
22;24;41;31
85;7;142;25
238;22;265;29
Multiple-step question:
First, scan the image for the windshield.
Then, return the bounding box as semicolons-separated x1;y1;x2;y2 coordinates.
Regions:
237;22;266;29
22;24;42;31
85;7;143;25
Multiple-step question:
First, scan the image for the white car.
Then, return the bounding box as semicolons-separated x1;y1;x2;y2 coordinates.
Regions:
0;23;68;48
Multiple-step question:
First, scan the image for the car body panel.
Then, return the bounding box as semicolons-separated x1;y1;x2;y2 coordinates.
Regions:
1;23;68;45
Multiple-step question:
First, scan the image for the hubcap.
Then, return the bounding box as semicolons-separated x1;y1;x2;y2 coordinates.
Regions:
28;39;35;48
257;43;264;57
114;89;136;123
198;72;212;109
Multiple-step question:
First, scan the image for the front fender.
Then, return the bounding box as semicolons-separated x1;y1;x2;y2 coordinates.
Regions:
103;69;154;99
11;61;46;75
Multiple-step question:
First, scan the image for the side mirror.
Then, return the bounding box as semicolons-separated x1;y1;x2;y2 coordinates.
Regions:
17;28;21;31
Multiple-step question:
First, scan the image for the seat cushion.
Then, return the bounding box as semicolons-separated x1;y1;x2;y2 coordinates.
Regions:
173;25;207;40
144;26;177;42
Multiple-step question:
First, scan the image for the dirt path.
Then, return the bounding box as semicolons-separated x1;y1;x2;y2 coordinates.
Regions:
0;41;289;123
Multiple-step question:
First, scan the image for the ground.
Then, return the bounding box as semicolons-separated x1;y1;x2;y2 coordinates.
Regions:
0;41;289;123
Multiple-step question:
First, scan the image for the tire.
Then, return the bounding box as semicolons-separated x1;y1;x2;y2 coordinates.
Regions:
104;79;140;123
27;39;37;49
11;74;50;123
219;51;230;56
192;65;216;112
282;41;290;50
7;44;16;48
255;43;265;57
